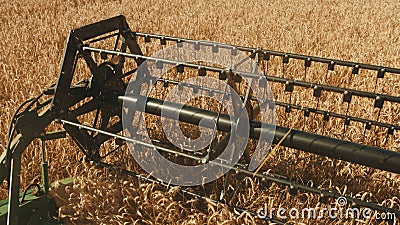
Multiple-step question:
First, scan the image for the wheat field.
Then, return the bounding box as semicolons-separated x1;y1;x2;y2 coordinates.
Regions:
1;0;400;224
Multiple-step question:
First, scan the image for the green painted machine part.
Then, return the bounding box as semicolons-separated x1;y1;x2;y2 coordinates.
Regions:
0;178;73;225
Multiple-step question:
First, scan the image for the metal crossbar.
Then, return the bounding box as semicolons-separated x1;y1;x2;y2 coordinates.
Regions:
82;45;400;148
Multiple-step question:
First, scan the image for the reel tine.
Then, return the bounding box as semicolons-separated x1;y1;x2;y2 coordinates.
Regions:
304;57;311;80
374;68;385;93
219;171;231;201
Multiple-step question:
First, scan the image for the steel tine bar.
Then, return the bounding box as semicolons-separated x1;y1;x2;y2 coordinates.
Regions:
273;100;400;131
97;161;285;224
58;118;400;216
83;46;400;108
82;46;400;103
134;32;400;75
61;117;400;216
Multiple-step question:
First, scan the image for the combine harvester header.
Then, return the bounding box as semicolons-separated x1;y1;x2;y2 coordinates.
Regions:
0;15;399;224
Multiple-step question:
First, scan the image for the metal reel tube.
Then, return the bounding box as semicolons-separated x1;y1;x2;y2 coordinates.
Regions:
120;94;400;174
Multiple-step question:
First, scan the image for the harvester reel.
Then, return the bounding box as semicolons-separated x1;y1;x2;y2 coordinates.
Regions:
1;15;400;225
